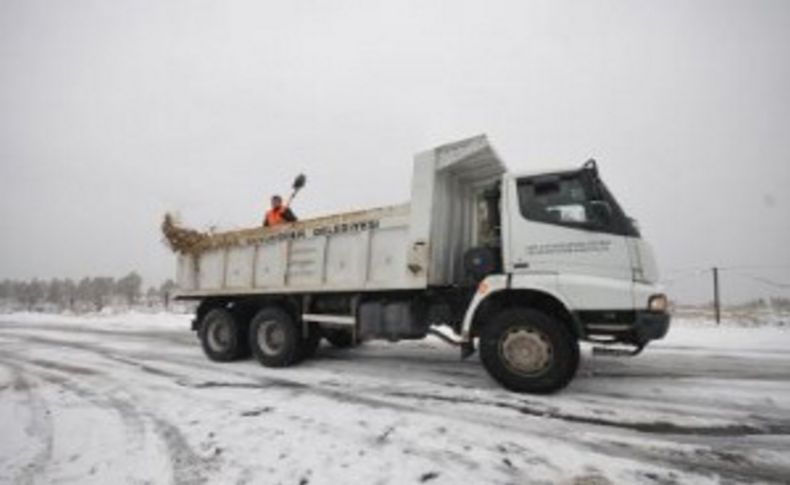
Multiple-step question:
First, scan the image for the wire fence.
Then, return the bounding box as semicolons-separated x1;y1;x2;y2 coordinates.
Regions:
662;264;790;324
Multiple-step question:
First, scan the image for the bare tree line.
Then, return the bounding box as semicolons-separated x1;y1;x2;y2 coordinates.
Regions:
0;272;177;312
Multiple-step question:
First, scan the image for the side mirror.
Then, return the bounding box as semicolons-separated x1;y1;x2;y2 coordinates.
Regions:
588;200;612;226
582;158;598;175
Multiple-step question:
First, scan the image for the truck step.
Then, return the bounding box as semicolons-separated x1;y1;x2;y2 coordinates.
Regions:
592;344;645;357
427;328;462;346
426;328;476;359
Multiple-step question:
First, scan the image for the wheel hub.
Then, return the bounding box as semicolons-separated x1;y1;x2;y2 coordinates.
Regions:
500;327;553;375
258;320;285;355
208;319;232;351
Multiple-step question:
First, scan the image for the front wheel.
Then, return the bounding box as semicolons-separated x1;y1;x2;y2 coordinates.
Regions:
479;308;579;394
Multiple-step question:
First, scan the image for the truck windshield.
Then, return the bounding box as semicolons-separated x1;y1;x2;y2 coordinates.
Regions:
517;171;640;237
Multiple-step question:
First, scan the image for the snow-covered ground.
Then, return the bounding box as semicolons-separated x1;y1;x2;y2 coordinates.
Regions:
1;312;789;484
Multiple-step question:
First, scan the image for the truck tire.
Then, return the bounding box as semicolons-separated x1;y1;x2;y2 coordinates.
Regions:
479;308;579;394
199;308;246;362
323;329;355;349
249;307;300;367
296;322;321;361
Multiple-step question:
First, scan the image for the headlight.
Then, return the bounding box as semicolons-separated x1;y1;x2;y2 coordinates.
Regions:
648;294;668;313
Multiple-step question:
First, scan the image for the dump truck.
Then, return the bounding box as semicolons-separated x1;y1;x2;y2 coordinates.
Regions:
167;135;669;393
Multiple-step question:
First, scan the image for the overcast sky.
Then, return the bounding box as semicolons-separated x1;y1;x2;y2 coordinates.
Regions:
1;0;788;303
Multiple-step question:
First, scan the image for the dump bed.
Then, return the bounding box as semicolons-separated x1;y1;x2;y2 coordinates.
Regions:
174;135;506;298
175;204;420;296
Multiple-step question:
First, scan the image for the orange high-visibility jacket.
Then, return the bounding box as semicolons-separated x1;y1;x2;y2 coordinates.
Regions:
264;207;285;226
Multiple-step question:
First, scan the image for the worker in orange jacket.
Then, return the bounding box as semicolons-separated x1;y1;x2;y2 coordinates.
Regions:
263;195;298;227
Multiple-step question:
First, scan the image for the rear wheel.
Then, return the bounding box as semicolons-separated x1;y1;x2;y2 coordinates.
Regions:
199;308;246;362
479;308;579;393
249;307;300;367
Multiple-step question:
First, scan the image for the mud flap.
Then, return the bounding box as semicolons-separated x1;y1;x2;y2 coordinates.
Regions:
460;341;476;360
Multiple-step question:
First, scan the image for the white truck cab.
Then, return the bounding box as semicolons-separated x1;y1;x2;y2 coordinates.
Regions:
170;135;669;393
460;160;669;365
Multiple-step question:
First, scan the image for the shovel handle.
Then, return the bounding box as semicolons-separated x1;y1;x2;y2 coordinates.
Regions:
286;187;300;207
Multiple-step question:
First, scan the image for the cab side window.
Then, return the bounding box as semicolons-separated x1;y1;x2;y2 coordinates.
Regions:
517;171;641;237
518;175;596;226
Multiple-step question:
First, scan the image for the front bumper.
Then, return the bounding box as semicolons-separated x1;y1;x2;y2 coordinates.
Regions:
632;310;670;344
579;309;670;345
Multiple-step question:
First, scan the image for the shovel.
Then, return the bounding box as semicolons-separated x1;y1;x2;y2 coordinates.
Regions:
286;173;307;207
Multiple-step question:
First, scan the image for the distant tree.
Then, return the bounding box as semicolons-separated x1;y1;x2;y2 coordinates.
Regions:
63;279;77;310
116;272;142;306
33;279;47;310
0;280;10;300
145;286;159;307
13;282;28;308
770;297;790;311
2;280;15;309
89;277;115;311
47;278;64;309
77;277;92;308
3;280;21;307
159;279;177;309
18;279;47;310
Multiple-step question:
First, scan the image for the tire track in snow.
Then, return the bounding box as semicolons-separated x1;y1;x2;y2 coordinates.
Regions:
0;352;219;484
384;391;790;437
0;333;741;482
0;361;54;485
7;329;787;438
151;417;218;485
596;438;790;485
4;320;790;483
1;332;578;482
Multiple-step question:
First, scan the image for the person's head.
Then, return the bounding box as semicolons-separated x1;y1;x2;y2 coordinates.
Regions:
271;195;283;209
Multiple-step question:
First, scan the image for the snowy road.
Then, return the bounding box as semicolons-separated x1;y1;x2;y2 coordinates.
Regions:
1;313;789;484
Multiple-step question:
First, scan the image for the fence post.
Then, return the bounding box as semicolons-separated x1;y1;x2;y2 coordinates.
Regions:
713;267;720;324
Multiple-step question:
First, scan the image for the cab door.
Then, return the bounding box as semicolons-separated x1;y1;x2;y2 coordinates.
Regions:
504;167;636;310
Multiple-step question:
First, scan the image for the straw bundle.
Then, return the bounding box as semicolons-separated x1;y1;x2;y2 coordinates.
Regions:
161;213;266;254
161;213;211;254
